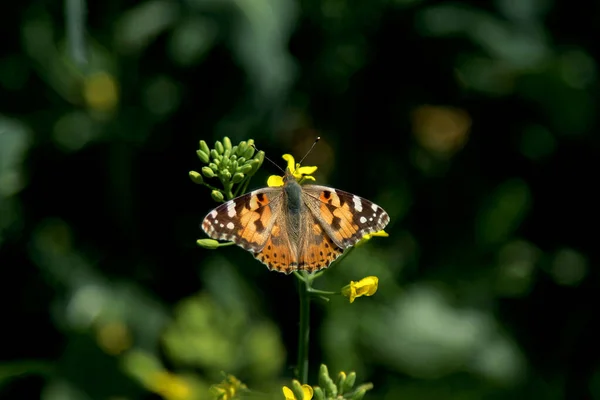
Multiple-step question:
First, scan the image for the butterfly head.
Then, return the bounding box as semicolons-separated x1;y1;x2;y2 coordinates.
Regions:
282;167;297;183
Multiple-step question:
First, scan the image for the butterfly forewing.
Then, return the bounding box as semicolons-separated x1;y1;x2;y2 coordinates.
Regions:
202;188;283;252
302;185;390;248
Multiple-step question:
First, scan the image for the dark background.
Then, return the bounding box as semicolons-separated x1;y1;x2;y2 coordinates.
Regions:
1;0;599;399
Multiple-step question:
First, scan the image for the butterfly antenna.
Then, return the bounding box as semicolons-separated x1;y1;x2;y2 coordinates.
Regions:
252;144;285;173
298;136;321;165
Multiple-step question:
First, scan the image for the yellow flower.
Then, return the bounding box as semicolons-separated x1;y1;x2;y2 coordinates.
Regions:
267;154;318;187
356;230;389;247
282;383;313;400
147;371;191;400
83;71;119;112
341;276;379;303
210;375;247;400
95;320;132;355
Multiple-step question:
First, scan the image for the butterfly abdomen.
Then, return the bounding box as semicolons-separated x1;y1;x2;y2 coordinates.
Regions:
284;179;305;244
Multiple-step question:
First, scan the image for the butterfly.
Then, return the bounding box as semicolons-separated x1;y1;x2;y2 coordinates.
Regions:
201;165;390;274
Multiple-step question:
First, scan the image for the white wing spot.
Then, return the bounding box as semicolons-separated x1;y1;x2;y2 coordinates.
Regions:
220;224;224;228
371;203;378;212
210;210;218;218
359;216;367;224
227;203;237;217
353;196;363;212
369;217;373;222
226;222;235;230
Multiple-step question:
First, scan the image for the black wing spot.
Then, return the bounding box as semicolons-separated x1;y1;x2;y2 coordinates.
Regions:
254;218;265;232
331;216;342;231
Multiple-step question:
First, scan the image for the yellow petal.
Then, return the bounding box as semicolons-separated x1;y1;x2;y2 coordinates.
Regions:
282;154;296;172
341;283;358;303
295;165;318;176
268;175;285;187
355;276;379;296
302;384;314;400
282;386;297;400
357;230;389;246
342;276;379;303
370;230;389;238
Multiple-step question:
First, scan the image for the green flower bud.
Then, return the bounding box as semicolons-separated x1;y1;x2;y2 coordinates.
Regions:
209;163;218;171
224;149;231;159
232;173;244;183
196;239;220;249
318;365;337;398
242;145;255;159
313;387;324;400
199;140;210;155
237;141;248;156
337;372;347;395
231;146;238;156
202;166;215;178
246;160;260;176
215;140;224;154
254;150;264;165
247;152;264;176
189;171;203;184
349;389;367;400
239;163;253;174
291;380;305;400
223;136;232;151
220;157;229;168
237;156;246;165
230;160;238;171
196;150;210;163
343;372;356;392
211;190;224;202
352;383;373;396
210;149;220;160
220;170;231;180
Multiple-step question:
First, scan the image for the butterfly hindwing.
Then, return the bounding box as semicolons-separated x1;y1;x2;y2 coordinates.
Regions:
296;212;345;273
253;217;298;273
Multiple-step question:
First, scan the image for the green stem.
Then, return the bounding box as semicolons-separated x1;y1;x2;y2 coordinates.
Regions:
308;288;337;296
201;182;223;193
233;176;251;198
297;271;311;383
223;180;234;200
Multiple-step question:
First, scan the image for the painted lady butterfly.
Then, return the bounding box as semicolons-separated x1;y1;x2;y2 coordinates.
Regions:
202;165;389;274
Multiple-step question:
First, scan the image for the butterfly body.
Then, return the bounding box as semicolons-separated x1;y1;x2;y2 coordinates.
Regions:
202;168;389;274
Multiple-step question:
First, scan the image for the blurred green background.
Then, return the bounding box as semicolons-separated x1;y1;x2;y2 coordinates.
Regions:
1;0;599;399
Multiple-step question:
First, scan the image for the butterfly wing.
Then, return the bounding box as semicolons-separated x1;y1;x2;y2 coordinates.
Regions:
253;217;299;274
296;211;345;273
302;185;390;249
202;188;283;252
